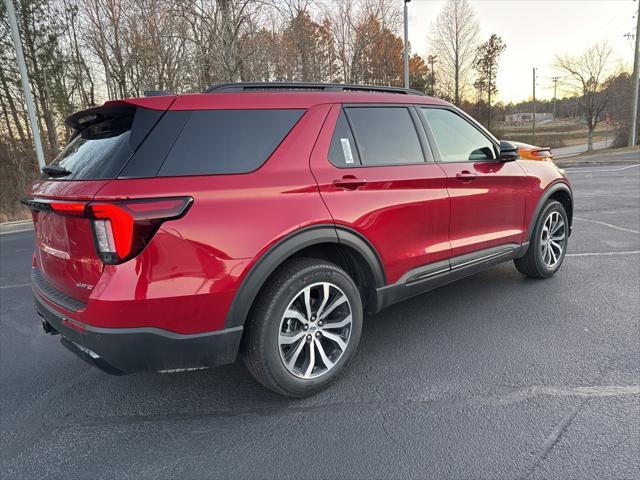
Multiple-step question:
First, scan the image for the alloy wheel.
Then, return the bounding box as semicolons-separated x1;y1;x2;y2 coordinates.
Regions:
540;211;566;269
278;282;353;379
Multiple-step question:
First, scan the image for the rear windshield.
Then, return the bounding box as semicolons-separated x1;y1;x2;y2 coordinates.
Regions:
48;107;304;180
45;108;161;180
155;109;304;176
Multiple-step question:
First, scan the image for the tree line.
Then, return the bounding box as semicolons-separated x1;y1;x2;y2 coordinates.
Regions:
0;0;512;157
0;0;635;220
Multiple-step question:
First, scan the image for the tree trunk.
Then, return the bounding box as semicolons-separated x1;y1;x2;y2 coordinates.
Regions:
0;67;27;142
20;9;60;155
0;90;16;142
587;127;594;152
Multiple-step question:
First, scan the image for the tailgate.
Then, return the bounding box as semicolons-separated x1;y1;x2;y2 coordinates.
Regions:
26;181;109;304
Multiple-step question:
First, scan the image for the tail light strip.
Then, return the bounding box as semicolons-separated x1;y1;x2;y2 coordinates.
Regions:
21;197;193;265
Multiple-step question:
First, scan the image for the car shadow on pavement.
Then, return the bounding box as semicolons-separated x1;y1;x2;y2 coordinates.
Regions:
63;261;554;420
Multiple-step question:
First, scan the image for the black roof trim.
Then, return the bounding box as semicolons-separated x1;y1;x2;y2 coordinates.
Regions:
143;90;176;97
205;82;425;96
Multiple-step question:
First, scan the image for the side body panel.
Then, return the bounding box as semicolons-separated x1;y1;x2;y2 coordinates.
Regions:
518;159;573;238
310;104;451;285
437;161;529;258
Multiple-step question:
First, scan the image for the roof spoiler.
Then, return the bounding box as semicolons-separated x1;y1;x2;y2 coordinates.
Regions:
65;105;135;131
65;96;177;131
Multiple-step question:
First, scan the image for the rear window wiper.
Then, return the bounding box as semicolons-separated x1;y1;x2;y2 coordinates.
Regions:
42;165;72;178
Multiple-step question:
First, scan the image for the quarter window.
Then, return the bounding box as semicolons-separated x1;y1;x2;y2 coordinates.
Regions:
329;111;361;167
420;108;496;162
157;109;304;176
345;107;425;166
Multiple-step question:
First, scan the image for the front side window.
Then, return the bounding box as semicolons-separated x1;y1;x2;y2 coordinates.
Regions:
346;107;425;166
420;108;496;162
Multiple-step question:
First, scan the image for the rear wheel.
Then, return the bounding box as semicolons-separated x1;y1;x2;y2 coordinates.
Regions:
515;200;569;278
242;258;363;397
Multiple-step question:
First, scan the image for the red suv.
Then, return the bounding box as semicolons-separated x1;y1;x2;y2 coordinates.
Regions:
24;83;572;397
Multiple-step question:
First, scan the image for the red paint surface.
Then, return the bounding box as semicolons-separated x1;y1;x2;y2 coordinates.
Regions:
27;92;570;335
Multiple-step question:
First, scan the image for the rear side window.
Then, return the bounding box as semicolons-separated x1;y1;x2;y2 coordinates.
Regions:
46;107;162;180
346;107;425;166
156;109;304;176
420;108;496;162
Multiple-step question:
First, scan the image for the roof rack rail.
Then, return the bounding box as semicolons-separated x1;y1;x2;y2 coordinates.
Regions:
205;82;425;96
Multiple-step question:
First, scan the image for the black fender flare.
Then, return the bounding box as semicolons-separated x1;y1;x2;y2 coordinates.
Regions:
224;225;386;328
525;181;573;243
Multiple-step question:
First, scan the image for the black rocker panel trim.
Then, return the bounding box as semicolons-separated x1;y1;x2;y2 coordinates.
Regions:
373;244;520;312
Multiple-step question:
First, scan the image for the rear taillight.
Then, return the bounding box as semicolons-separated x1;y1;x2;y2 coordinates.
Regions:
87;197;192;264
23;196;192;264
50;202;87;216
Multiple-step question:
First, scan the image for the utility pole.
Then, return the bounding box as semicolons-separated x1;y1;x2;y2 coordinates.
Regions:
629;1;640;147
428;55;437;96
4;0;45;169
403;0;411;89
532;68;537;145
551;76;560;121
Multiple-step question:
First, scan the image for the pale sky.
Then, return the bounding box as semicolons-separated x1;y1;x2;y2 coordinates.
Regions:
407;0;637;103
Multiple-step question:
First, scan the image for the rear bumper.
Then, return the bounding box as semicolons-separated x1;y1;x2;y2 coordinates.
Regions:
35;293;243;374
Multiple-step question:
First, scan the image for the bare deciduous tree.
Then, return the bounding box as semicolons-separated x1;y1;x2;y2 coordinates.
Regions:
429;0;479;105
556;43;614;151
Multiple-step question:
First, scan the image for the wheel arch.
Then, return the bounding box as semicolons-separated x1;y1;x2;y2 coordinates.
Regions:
525;181;573;243
224;225;386;328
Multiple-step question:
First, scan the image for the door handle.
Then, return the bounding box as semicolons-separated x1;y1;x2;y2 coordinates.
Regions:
456;170;477;181
333;176;367;190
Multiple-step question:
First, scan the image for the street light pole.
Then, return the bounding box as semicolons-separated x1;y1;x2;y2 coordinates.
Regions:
403;0;411;89
629;1;640;147
4;0;46;170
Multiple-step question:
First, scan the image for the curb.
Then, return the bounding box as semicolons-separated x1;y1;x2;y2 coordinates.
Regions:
557;159;639;168
0;220;34;235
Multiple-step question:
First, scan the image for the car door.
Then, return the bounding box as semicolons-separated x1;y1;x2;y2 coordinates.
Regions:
310;104;451;285
418;107;528;259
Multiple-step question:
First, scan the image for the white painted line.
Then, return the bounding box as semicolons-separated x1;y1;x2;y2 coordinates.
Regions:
566;250;640;257
0;282;30;290
534;385;640;397
567;163;640;174
574;216;640;234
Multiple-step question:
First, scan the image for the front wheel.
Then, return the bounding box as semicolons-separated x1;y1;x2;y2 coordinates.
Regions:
242;258;363;397
514;200;569;278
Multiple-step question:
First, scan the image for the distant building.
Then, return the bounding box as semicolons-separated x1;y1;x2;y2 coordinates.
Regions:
505;112;554;124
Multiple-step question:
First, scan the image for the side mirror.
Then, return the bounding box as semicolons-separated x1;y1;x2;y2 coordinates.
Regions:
498;140;519;162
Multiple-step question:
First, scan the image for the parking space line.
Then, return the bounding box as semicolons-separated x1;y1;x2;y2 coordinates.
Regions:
0;283;30;290
574;216;640;234
567;163;640;174
566;250;640;257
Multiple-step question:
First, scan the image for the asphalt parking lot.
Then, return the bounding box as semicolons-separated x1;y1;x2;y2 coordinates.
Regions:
1;162;639;480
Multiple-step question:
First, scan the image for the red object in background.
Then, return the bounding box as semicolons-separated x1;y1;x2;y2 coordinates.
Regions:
23;87;572;375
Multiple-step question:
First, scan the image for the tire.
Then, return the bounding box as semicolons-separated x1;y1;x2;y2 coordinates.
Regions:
515;200;569;278
241;257;363;398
